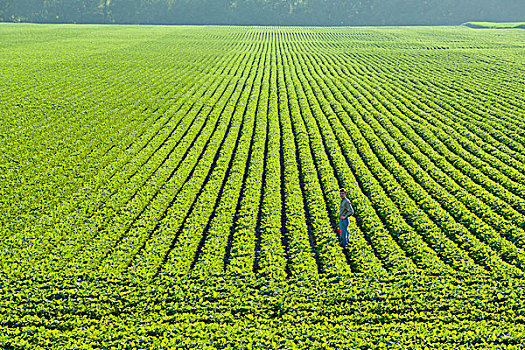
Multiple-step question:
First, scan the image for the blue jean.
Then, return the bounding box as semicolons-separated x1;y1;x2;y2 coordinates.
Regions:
339;218;349;247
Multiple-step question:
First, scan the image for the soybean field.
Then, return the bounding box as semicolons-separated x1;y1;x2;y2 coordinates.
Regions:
2;24;525;348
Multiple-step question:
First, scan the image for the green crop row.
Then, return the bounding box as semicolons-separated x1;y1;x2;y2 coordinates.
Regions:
1;25;525;347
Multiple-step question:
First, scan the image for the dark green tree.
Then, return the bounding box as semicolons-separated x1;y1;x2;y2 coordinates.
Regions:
0;0;524;25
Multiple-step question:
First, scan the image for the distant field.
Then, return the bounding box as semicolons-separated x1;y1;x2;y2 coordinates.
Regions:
463;21;525;29
2;24;525;348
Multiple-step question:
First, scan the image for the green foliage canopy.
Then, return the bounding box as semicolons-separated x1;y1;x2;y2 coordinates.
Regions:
0;0;524;25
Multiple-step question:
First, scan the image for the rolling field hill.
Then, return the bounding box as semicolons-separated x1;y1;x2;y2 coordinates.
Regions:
463;22;525;29
1;24;525;348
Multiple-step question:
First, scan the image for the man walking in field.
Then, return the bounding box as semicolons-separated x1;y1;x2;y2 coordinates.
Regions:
339;188;354;247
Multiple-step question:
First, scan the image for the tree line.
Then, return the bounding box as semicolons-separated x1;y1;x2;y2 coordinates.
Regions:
0;0;523;26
